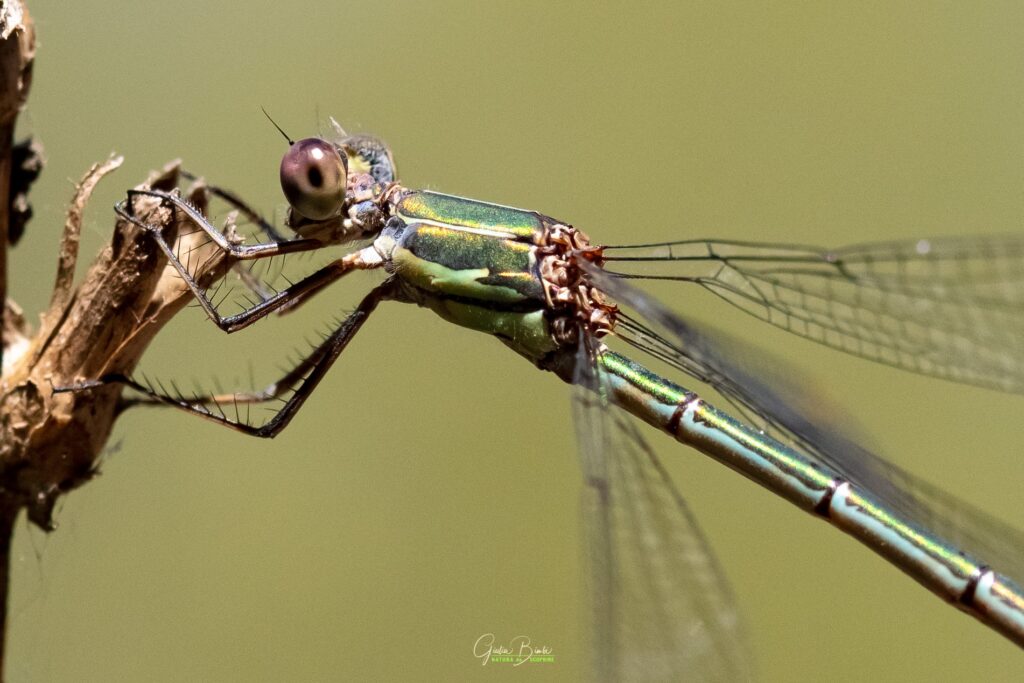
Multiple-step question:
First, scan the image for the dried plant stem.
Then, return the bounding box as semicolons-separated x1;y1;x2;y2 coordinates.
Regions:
0;161;230;670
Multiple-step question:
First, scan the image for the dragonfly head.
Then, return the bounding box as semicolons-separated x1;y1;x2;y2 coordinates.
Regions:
279;137;348;221
279;129;398;241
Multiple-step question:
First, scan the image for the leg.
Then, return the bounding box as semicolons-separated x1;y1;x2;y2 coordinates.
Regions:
231;259;276;301
172;177;294;299
118;188;325;260
57;279;395;438
118;189;379;333
179;168;291;242
177;248;373;333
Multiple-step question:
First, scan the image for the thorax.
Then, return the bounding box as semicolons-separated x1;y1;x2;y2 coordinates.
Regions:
371;190;567;363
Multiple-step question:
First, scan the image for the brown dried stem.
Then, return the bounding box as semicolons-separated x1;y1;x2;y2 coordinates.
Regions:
0;3;236;668
3;160;229;517
0;0;34;379
0;160;230;668
0;0;34;670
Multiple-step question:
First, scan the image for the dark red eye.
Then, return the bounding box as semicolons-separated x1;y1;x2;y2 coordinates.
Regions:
279;138;347;220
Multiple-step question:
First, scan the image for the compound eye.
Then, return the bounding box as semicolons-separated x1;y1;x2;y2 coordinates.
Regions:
280;138;347;220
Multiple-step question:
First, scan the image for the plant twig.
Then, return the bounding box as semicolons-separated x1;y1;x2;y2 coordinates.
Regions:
0;0;34;382
0;160;231;669
0;1;34;670
0;3;236;669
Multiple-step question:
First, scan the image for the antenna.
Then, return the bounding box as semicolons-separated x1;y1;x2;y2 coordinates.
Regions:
260;106;294;146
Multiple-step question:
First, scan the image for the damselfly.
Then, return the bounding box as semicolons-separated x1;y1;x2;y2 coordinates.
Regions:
65;119;1024;680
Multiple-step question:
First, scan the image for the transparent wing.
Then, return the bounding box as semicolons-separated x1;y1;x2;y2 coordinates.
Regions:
602;235;1024;393
571;335;753;682
582;262;1024;587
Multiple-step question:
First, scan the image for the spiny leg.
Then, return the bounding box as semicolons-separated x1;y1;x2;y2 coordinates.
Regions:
231;259;276;302
118;189;378;332
179;168;291;242
272;259;358;318
119;188;329;260
119;344;315;414
58;279;395;438
185;248;375;333
141;173;297;297
183;183;291;300
271;219;406;319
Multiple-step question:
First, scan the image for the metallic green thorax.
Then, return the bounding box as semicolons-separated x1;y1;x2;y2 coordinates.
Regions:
375;191;560;362
396;191;547;241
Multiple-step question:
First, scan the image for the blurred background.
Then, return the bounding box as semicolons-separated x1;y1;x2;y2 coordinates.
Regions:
5;0;1024;680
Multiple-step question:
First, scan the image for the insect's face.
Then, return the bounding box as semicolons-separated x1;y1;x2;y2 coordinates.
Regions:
279;132;398;242
279;138;349;221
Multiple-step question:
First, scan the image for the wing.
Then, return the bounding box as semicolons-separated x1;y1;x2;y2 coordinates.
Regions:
581;261;1024;588
602;235;1024;393
571;335;753;682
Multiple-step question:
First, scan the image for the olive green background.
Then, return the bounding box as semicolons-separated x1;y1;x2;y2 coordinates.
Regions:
5;1;1024;680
